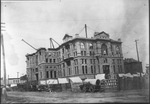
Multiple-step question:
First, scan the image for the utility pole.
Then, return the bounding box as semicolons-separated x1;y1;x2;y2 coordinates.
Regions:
135;39;142;89
8;75;9;85
85;24;88;38
1;22;6;87
135;39;140;62
1;33;6;87
17;72;19;78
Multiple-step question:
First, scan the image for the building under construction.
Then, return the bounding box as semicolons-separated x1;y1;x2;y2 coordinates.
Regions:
25;28;124;85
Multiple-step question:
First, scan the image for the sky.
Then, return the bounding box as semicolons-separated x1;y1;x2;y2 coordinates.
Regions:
1;0;149;78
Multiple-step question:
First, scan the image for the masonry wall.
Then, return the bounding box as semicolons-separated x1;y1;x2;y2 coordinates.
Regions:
26;34;125;83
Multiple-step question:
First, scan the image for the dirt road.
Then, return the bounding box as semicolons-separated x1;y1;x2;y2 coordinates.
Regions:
5;89;149;103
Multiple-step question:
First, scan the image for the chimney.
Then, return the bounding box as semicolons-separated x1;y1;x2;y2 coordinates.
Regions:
75;34;79;38
118;38;121;42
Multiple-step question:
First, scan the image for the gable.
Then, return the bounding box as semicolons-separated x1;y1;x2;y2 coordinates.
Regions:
63;34;72;40
94;31;109;39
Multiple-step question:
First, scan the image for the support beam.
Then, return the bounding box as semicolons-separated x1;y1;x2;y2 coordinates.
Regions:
1;34;6;87
135;39;140;61
22;39;37;50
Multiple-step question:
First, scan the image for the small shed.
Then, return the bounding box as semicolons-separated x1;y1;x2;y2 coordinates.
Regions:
69;77;83;92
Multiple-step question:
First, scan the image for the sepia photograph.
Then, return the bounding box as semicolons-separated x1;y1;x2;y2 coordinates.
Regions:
1;0;149;103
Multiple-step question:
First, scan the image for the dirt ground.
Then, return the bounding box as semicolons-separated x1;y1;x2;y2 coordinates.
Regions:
4;89;149;103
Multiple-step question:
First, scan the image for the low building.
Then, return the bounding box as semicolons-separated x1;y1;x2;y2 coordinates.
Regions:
124;58;143;74
8;78;20;85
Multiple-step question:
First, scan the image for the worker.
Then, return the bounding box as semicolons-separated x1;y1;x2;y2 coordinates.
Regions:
1;85;7;103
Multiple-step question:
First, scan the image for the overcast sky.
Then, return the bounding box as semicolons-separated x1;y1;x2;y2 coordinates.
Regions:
1;0;149;78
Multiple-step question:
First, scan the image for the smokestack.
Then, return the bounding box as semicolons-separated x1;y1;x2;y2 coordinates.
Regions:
75;34;79;38
118;38;121;42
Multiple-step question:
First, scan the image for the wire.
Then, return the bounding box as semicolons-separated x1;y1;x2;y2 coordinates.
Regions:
77;27;85;35
87;26;98;32
3;18;145;24
122;44;134;49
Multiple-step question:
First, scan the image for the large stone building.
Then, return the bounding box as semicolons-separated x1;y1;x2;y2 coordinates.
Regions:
26;31;124;84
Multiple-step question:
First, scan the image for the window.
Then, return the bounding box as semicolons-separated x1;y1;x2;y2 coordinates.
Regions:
116;46;120;54
80;42;85;49
94;66;96;73
82;59;84;64
85;59;87;64
76;59;78;65
84;51;86;56
112;59;115;64
36;68;38;72
77;66;79;74
46;71;49;78
111;45;114;55
39;51;41;55
46;58;48;63
81;51;83;56
101;44;108;55
85;66;88;74
104;58;107;63
50;71;53;78
90;51;92;56
93;59;95;64
40;72;42;79
91;66;93;74
118;65;120;73
113;65;115;73
54;71;56;78
75;67;77;74
120;65;122;73
53;59;56;63
74;43;76;50
62;48;64;54
89;43;93;49
82;66;84;74
50;59;52;63
98;65;100;73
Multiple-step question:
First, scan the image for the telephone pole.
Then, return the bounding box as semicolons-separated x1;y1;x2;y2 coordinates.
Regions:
17;72;19;78
1;22;6;87
135;39;142;89
135;39;140;62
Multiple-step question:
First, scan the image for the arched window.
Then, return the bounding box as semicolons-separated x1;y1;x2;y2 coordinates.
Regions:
80;42;85;49
101;43;108;55
116;45;120;54
73;43;76;50
89;43;93;49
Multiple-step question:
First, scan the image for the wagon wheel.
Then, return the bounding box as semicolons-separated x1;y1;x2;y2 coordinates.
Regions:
82;86;87;93
89;85;95;92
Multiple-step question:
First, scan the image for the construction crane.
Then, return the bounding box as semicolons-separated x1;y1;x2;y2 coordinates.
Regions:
22;39;37;50
49;38;60;48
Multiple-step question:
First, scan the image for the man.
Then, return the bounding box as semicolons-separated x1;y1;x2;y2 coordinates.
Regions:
1;85;7;103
